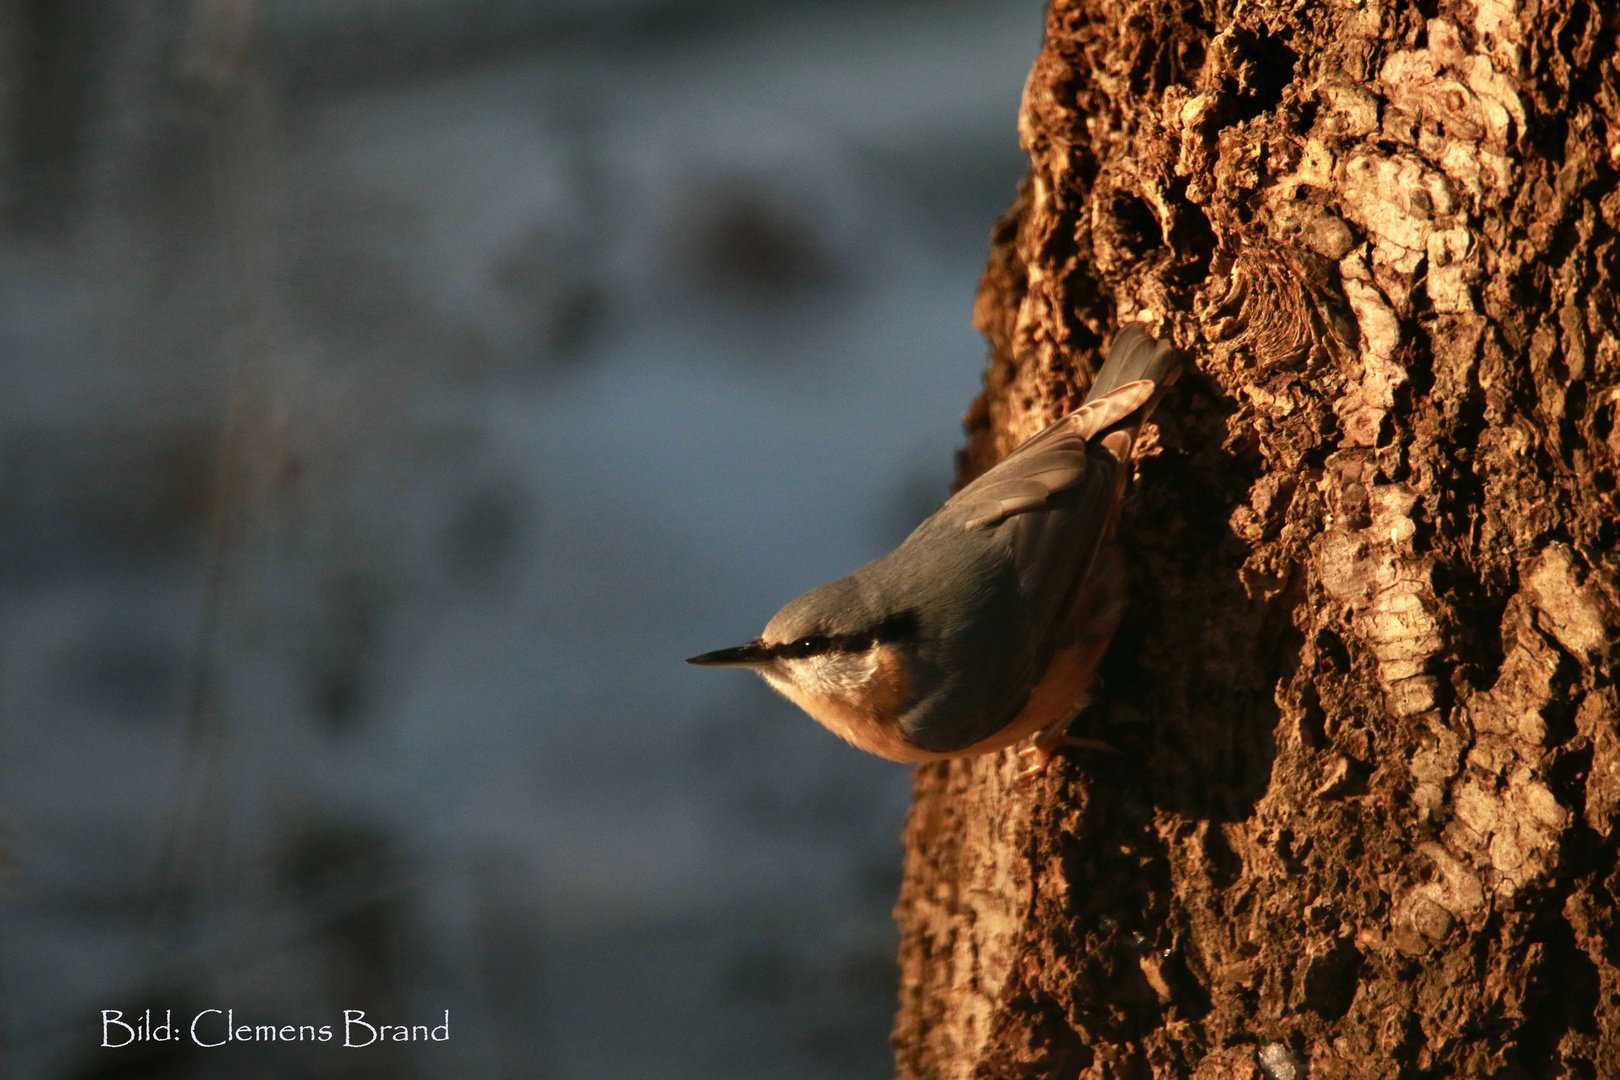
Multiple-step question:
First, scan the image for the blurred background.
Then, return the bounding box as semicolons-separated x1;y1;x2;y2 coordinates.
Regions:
0;1;1041;1076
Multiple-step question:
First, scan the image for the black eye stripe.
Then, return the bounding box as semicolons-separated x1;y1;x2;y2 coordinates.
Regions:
873;611;919;642
774;635;828;659
795;636;828;656
767;613;919;659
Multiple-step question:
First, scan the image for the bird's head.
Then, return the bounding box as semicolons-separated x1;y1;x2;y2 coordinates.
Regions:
687;579;918;711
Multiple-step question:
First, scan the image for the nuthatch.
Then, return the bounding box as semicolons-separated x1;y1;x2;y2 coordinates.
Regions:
689;325;1182;770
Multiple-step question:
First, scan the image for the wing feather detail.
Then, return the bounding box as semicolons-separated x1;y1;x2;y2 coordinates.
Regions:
954;378;1152;533
1067;380;1156;441
886;325;1182;755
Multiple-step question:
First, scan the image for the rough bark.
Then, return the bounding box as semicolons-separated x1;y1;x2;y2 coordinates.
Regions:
892;2;1620;1078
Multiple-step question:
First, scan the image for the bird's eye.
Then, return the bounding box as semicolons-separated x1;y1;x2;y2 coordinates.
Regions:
787;636;828;658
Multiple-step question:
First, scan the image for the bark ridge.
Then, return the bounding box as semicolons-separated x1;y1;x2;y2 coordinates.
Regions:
895;2;1620;1078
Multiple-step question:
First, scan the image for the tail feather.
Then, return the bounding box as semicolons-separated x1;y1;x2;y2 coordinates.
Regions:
1083;324;1182;405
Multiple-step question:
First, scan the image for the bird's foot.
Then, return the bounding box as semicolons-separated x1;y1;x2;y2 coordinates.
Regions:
1016;734;1118;782
1015;744;1054;782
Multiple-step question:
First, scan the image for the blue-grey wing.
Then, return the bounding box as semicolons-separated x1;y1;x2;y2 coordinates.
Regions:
946;423;1121;635
891;428;1122;753
1086;324;1181;402
887;325;1180;753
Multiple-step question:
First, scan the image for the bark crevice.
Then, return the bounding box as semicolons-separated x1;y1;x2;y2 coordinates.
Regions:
894;2;1620;1077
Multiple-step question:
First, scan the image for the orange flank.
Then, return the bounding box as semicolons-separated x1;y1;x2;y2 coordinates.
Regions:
775;643;926;763
785;633;1113;764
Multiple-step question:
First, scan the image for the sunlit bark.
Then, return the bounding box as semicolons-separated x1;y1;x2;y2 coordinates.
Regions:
894;3;1620;1077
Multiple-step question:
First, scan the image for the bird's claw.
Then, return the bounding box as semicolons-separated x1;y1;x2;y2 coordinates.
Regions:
1016;734;1119;783
1016;744;1054;782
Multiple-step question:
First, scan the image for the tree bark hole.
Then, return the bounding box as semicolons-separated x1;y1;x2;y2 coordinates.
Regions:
892;3;1620;1078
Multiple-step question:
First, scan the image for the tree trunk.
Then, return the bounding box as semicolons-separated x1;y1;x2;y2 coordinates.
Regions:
892;2;1620;1078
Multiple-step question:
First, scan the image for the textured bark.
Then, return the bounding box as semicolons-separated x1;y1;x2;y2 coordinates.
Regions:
892;2;1620;1078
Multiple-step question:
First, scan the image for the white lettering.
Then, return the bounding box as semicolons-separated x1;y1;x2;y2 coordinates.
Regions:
191;1010;226;1048
344;1010;377;1047
172;1007;447;1047
102;1011;135;1048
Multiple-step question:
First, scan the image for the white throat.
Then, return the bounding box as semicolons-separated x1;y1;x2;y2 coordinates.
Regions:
760;650;879;703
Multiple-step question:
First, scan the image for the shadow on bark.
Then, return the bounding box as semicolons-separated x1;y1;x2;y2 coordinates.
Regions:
893;1;1620;1078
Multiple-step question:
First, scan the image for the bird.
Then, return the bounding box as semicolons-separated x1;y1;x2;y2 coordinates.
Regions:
688;324;1183;772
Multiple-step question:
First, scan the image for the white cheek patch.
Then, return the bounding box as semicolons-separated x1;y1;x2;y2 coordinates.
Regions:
768;651;878;704
758;664;793;697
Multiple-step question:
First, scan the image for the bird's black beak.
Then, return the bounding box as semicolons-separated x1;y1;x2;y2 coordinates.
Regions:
686;641;771;668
